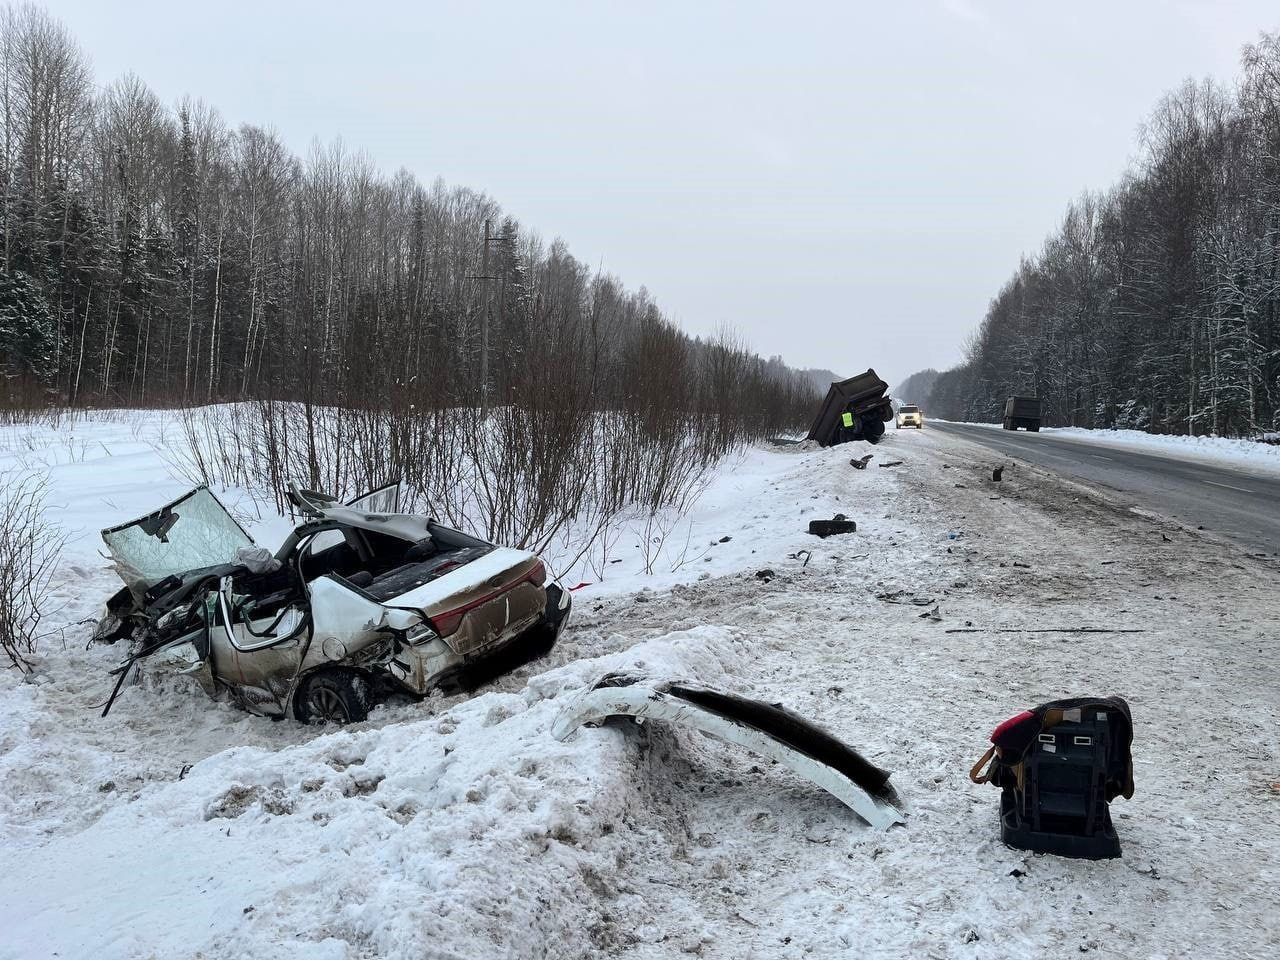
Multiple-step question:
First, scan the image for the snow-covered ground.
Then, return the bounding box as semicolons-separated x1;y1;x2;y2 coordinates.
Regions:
947;419;1280;476
1;415;1277;959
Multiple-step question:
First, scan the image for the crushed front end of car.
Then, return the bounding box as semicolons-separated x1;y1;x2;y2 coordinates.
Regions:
94;482;572;722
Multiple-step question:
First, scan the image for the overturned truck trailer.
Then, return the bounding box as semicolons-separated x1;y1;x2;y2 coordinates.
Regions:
807;369;894;446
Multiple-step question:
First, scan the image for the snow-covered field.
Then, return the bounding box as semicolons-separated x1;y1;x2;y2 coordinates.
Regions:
1;414;1277;959
948;419;1280;475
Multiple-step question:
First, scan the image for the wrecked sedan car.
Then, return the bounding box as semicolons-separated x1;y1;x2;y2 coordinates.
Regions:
94;482;571;723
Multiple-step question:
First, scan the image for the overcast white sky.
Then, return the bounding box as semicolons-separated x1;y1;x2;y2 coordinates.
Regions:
46;0;1280;387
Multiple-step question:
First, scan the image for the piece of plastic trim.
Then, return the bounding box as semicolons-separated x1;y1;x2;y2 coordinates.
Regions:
552;676;904;829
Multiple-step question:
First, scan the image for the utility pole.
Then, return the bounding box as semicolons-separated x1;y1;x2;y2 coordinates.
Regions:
469;218;503;420
471;224;514;422
480;218;491;418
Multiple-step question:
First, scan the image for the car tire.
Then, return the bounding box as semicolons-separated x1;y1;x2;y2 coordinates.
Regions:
295;668;372;724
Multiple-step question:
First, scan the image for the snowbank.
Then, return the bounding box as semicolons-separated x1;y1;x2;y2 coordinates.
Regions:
950;420;1280;474
1;628;746;960
0;410;906;959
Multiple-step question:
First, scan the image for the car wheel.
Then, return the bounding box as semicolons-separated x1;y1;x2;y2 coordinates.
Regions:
295;668;372;724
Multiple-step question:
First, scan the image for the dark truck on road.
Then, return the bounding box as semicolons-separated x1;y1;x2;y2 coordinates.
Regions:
807;369;895;446
1003;396;1042;431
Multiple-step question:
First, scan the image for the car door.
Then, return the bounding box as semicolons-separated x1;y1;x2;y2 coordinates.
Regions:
211;576;310;697
145;627;218;698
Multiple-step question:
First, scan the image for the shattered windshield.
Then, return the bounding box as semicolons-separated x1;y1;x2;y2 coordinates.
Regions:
102;487;255;591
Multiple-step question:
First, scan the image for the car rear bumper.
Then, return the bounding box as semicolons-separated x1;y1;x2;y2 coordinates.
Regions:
443;583;572;691
542;583;572;636
394;582;572;694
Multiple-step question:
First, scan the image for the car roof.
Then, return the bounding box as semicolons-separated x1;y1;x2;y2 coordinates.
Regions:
306;505;434;543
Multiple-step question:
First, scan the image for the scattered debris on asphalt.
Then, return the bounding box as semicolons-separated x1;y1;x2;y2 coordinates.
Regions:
993;465;1005;482
850;454;874;470
875;590;936;606
945;627;1147;634
808;515;857;538
754;569;775;581
879;460;904;468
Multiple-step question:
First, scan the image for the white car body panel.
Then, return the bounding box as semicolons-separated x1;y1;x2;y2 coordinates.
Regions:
552;677;905;830
386;546;536;612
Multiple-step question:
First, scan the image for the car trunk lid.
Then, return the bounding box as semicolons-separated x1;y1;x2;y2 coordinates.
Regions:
385;547;546;654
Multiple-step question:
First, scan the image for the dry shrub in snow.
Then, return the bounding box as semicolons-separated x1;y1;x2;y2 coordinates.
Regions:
167;399;727;574
0;470;63;671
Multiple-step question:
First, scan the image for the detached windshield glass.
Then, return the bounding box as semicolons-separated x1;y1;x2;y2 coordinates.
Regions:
103;487;255;590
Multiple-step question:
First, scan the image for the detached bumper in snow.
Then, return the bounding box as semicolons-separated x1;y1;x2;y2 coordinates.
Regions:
552;673;904;830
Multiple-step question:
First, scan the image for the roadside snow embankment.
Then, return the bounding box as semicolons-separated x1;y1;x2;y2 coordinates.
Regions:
2;628;749;960
1;412;902;960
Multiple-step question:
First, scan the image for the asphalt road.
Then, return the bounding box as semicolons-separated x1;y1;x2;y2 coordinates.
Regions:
928;420;1280;558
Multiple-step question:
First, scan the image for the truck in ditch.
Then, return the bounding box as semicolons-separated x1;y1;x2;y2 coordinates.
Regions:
1003;396;1042;431
807;369;895;446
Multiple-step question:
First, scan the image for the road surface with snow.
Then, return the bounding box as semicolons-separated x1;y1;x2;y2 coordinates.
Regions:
1;417;1277;959
930;420;1280;558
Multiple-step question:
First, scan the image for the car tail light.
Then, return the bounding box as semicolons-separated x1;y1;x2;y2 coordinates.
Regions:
430;559;547;637
526;559;546;586
433;609;465;637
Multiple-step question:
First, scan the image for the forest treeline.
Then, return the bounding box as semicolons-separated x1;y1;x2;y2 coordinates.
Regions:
928;34;1280;437
891;368;938;406
0;3;817;441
